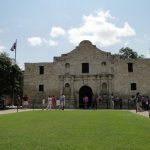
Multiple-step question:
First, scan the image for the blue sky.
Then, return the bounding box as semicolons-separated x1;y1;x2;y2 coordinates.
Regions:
0;0;150;69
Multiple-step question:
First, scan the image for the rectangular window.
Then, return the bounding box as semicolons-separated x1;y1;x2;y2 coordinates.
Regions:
82;63;89;73
39;84;44;91
128;63;133;72
39;66;44;74
131;83;136;91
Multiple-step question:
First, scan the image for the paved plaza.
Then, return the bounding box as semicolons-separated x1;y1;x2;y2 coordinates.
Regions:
129;110;150;118
0;109;149;118
0;109;33;114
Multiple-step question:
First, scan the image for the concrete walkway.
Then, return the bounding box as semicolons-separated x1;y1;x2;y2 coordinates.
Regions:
0;109;150;118
0;109;33;115
129;110;150;118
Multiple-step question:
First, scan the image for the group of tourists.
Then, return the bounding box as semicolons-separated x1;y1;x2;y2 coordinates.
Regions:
82;93;150;111
42;93;65;110
16;94;29;109
15;94;65;110
110;94;123;109
82;94;123;109
82;95;102;109
17;92;149;112
133;92;149;112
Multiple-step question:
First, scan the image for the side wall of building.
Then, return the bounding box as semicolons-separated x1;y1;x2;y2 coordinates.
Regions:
113;59;150;98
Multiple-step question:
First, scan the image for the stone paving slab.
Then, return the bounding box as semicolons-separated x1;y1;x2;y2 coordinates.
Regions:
130;110;150;118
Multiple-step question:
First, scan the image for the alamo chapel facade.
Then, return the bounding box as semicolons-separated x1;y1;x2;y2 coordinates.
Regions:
23;40;150;108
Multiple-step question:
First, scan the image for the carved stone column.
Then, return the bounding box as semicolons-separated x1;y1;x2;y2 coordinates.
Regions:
59;75;64;95
99;75;102;96
70;76;75;108
108;74;113;95
96;75;100;95
70;76;74;100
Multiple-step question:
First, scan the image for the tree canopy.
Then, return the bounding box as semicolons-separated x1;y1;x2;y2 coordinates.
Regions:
0;52;22;99
119;47;139;59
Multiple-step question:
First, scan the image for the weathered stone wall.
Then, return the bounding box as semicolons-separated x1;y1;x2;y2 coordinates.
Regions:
23;40;150;108
113;58;150;97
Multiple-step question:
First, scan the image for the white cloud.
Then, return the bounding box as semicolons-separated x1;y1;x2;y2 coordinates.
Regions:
27;37;58;47
27;37;42;46
0;29;3;33
0;46;6;52
50;27;66;37
67;10;136;47
28;10;136;48
48;39;58;46
42;39;58;46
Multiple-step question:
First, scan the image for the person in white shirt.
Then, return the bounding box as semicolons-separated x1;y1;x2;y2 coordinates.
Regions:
46;96;52;110
56;98;61;110
42;98;45;110
60;93;65;110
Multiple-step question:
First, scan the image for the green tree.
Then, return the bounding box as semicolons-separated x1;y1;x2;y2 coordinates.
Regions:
0;52;22;101
138;54;145;59
119;47;138;59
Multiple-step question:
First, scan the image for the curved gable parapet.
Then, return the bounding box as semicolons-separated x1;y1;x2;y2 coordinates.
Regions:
53;40;113;62
77;40;97;51
79;40;93;47
77;40;111;56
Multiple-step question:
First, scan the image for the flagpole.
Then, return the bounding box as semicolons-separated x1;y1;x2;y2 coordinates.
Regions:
14;39;17;111
10;39;17;109
15;39;17;63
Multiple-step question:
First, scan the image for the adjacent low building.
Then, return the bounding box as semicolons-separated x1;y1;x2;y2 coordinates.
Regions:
23;40;150;108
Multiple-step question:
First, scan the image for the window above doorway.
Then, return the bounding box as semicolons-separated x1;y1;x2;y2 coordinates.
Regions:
39;84;44;92
82;63;89;73
101;61;106;66
39;66;44;75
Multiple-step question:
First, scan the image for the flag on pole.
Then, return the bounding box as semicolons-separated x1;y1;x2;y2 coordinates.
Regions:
10;40;17;51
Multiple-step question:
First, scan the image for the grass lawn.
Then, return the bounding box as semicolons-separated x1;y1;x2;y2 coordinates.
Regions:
0;110;150;150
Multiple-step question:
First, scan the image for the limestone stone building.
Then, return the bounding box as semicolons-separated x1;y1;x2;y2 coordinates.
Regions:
23;40;150;108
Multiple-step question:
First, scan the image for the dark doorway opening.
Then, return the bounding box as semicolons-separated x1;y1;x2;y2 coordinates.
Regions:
79;86;93;108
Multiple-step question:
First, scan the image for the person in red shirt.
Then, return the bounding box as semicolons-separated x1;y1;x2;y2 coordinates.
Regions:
52;95;56;109
23;95;29;109
83;96;89;109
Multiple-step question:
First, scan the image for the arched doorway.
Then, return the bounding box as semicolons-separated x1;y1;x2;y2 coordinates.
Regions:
79;86;93;108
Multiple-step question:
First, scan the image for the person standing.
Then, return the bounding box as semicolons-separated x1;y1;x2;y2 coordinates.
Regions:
16;95;21;109
136;92;142;112
83;96;89;109
42;98;46;110
23;95;29;109
60;93;65;110
92;95;98;110
96;95;101;109
145;96;149;110
110;94;114;109
46;96;52;110
52;95;56;109
56;97;61;110
92;95;96;109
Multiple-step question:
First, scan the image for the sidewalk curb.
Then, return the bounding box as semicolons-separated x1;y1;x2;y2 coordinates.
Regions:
129;110;150;118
